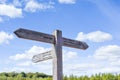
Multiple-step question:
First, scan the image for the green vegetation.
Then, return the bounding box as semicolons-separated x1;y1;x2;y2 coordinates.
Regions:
0;72;120;80
0;72;52;80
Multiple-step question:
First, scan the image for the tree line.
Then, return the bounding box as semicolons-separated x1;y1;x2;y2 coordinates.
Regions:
0;72;52;80
0;72;120;80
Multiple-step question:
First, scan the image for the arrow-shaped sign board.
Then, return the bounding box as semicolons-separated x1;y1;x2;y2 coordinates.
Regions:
14;28;88;50
32;50;53;63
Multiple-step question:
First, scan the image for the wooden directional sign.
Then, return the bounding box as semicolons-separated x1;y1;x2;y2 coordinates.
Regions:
14;28;54;44
14;28;88;50
32;50;53;63
14;28;89;80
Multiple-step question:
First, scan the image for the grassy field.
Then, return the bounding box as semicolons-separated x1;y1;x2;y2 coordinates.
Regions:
0;72;120;80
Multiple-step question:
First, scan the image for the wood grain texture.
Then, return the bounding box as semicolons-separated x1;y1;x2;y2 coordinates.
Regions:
32;50;53;63
52;30;63;80
14;28;88;50
14;28;54;44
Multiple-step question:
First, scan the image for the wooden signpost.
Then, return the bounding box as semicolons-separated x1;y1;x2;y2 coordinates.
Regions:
14;28;88;80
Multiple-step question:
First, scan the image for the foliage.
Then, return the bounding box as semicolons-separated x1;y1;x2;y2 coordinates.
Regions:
0;72;51;80
0;72;120;80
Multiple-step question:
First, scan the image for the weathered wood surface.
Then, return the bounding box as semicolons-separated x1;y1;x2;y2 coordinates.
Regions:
32;50;53;63
14;28;54;44
14;28;88;50
53;30;63;80
63;37;88;50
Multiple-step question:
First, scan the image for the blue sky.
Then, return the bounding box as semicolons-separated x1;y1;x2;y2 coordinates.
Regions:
0;0;120;76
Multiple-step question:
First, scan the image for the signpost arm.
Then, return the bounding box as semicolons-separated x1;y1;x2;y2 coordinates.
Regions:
53;30;63;80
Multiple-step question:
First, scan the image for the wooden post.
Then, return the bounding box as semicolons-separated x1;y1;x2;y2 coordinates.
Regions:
14;28;89;80
53;30;63;80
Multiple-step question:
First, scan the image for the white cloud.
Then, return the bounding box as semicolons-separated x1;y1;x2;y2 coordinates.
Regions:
0;4;22;18
24;0;54;13
64;62;120;76
58;0;76;4
69;63;100;72
99;67;120;73
94;45;120;61
64;63;104;76
17;61;32;66
0;31;14;44
9;46;51;60
76;31;112;42
66;51;77;59
10;53;26;61
110;60;120;67
3;67;31;72
63;50;78;61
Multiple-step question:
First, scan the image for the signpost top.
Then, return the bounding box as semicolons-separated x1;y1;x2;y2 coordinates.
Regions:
14;28;88;50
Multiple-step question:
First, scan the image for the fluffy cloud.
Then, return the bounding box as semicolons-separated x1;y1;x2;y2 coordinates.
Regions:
66;51;77;59
0;31;14;44
2;67;31;72
58;0;76;4
24;0;54;13
110;60;120;67
9;46;50;60
63;50;78;62
94;45;120;61
99;67;120;73
64;63;105;76
17;61;33;66
76;31;112;42
64;62;120;76
0;4;22;18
